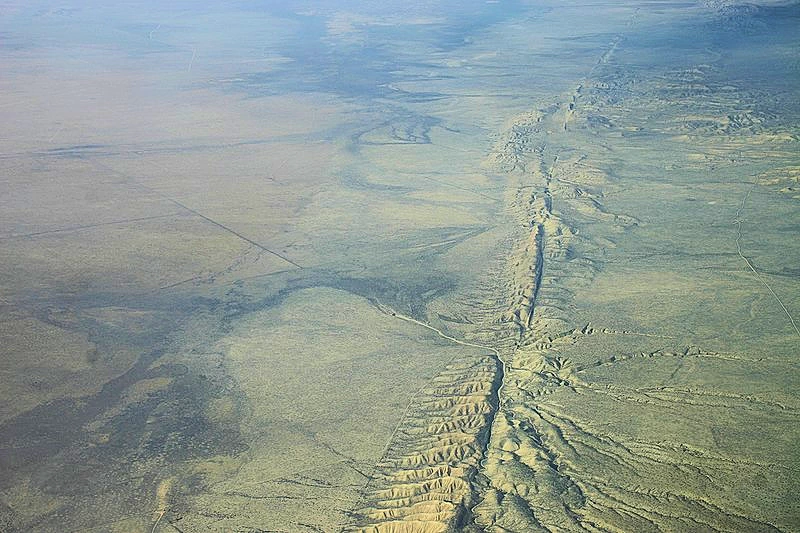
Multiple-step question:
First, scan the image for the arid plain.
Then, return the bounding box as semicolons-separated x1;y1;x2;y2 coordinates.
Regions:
1;1;798;532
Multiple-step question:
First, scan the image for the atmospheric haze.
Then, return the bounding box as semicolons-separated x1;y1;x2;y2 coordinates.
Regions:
1;1;799;532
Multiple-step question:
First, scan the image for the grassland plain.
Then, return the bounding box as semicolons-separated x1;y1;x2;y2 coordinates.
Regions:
0;1;798;532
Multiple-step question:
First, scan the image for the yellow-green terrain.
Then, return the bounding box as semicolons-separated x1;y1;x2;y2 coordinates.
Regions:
0;1;798;532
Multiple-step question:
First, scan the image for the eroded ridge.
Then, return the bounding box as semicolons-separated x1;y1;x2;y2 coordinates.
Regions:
349;354;502;532
491;102;618;347
351;7;798;530
474;100;618;532
471;24;796;532
475;342;794;532
348;69;646;533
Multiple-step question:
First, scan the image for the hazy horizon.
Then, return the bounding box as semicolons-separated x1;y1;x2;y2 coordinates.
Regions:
1;1;798;531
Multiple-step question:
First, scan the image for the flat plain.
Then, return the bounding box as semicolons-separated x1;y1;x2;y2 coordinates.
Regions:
1;1;798;532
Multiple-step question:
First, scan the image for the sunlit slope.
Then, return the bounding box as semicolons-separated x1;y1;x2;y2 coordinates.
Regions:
480;11;799;533
353;3;800;532
0;1;797;532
